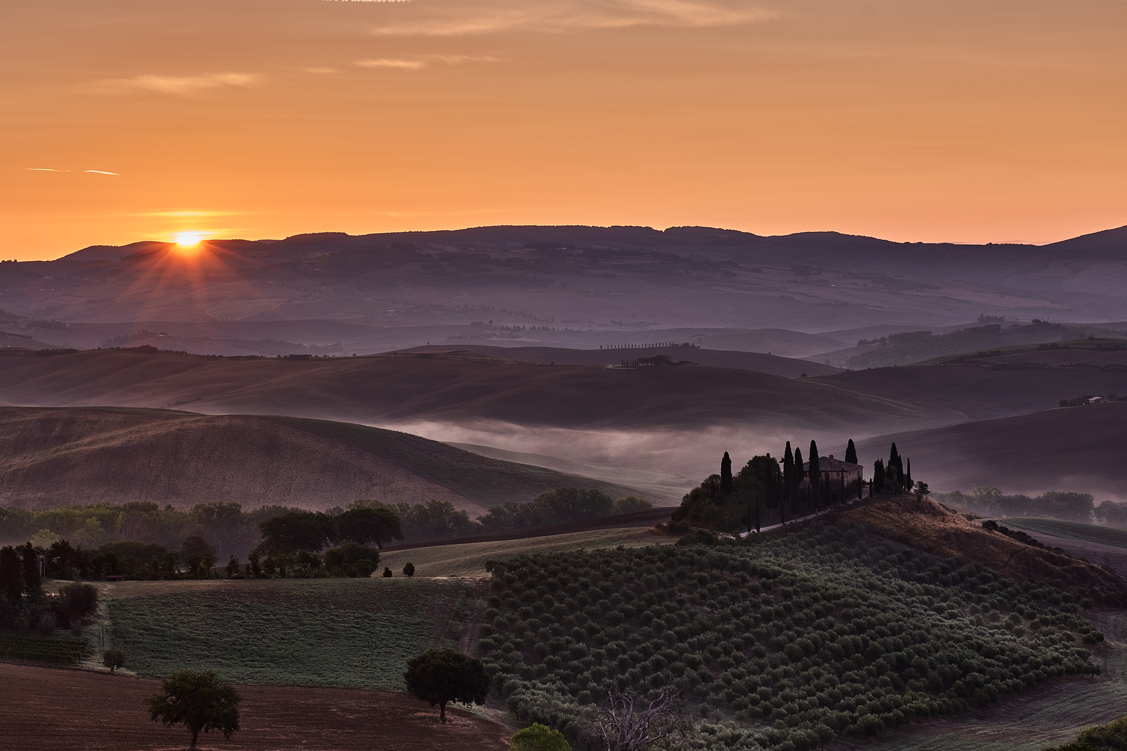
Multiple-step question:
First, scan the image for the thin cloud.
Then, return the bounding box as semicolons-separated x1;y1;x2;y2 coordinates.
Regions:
365;0;777;36
24;168;72;172
85;170;119;176
353;54;500;71
354;58;427;70
303;67;339;74
93;73;263;96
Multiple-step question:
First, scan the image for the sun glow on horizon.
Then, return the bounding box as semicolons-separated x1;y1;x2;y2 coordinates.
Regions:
175;232;202;250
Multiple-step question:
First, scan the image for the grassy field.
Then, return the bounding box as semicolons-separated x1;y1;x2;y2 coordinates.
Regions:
102;578;475;689
1004;519;1127;550
379;527;675;578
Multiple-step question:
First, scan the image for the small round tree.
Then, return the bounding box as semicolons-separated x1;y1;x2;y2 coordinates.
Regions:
510;722;572;751
103;649;125;673
383;566;393;578
404;648;490;724
147;669;241;750
403;562;416;578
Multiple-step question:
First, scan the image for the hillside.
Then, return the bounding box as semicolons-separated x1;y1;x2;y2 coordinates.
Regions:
857;402;1127;500
4;223;1127;358
842;496;1126;602
0;407;654;512
403;343;841;377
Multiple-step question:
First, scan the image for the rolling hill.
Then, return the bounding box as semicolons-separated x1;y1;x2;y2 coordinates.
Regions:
857;402;1127;501
3;223;1127;358
0;406;661;512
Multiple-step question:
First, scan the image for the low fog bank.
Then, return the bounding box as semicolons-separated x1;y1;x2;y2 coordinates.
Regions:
389;419;871;495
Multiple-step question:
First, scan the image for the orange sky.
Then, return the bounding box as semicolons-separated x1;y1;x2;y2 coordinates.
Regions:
3;0;1125;260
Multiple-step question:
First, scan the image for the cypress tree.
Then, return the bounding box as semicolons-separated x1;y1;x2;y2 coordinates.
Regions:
782;443;793;521
874;459;885;495
845;439;858;465
0;546;22;605
20;542;40;598
905;458;912;490
793;447;804;515
888;443;901;489
808;441;821;510
720;452;733;495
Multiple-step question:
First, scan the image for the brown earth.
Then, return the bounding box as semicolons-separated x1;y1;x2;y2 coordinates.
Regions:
0;406;650;511
841;496;1127;602
0;662;511;751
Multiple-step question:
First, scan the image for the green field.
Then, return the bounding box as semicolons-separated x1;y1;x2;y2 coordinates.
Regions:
1003;519;1127;549
0;634;87;664
104;578;474;688
379;527;674;578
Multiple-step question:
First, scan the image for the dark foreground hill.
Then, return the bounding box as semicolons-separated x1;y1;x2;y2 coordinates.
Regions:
858;402;1127;500
0;407;653;512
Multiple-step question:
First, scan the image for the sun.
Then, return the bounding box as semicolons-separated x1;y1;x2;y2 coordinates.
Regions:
175;232;201;248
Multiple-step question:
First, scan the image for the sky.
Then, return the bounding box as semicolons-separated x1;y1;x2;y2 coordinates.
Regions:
2;0;1125;260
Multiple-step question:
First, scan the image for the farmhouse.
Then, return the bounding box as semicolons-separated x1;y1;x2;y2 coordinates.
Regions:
801;455;863;485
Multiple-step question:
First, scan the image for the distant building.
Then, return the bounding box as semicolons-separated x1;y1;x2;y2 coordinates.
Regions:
800;455;863;486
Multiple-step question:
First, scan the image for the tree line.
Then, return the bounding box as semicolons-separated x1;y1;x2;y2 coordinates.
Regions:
671;439;918;534
0;489;650;582
932;488;1102;523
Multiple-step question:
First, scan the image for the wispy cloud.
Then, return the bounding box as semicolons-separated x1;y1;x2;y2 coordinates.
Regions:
24;168;71;172
85;170;119;176
93;73;263;96
353;54;501;71
303;67;339;74
361;0;777;36
354;58;427;71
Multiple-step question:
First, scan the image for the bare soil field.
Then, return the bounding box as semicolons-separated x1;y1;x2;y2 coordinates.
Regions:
0;663;511;751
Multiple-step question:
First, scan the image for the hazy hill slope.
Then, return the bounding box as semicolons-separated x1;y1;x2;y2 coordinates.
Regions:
0;407;649;511
820;363;1127;423
0;349;955;433
857;403;1127;500
6;223;1127;352
404;344;841;377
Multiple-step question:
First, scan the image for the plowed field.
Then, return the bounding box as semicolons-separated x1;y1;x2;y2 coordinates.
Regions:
0;663;511;751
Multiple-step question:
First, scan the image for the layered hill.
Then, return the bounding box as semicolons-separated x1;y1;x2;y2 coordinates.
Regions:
858;402;1127;500
402;344;841;377
3;223;1127;357
0;407;657;512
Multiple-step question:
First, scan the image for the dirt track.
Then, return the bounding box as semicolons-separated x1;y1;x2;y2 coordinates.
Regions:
0;663;511;751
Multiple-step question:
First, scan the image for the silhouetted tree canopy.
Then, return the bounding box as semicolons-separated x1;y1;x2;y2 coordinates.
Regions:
404;648;490;724
147;669;241;750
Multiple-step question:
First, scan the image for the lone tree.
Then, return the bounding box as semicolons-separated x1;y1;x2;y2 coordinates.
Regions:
147;669;241;751
844;438;858;465
404;648;490;724
403;562;415;577
510;722;572;751
103;649;125;673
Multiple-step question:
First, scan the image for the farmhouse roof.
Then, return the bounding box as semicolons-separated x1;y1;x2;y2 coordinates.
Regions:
801;456;862;472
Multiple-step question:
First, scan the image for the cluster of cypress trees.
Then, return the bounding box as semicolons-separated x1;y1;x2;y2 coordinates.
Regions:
675;438;918;534
872;442;912;496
